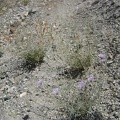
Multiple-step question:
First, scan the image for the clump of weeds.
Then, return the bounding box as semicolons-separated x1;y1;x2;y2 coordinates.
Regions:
66;51;91;78
22;47;45;71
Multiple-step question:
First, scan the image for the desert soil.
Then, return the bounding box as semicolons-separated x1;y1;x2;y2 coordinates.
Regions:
0;0;120;120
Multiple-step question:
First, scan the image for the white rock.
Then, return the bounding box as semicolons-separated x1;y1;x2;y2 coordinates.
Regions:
24;11;29;17
23;37;27;40
20;92;27;98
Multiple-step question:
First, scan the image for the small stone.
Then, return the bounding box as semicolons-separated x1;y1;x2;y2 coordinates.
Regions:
107;61;113;64
20;92;27;98
24;11;29;17
27;109;31;112
22;114;29;120
3;96;11;101
23;37;27;40
10;28;15;34
28;8;38;15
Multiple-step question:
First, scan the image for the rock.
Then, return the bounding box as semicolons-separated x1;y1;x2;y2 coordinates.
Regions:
20;92;27;98
3;96;11;101
0;95;11;102
23;37;27;40
28;8;38;15
22;114;29;120
107;61;113;65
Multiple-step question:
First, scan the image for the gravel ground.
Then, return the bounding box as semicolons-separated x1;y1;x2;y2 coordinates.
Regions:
0;0;120;120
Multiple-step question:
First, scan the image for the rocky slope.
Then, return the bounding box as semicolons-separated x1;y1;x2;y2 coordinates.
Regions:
0;0;120;120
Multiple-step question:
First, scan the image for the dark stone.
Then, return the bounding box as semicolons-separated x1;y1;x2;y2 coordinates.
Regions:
22;114;29;120
3;96;11;101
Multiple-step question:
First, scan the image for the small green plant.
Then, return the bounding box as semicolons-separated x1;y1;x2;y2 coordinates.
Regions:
70;53;91;70
22;47;45;70
66;53;91;78
22;0;31;6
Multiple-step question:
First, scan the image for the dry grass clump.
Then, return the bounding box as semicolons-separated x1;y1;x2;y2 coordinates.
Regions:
7;20;56;71
66;52;91;78
22;47;45;70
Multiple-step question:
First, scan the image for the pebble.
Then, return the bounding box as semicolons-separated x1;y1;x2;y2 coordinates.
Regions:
107;61;113;64
3;96;11;101
22;114;29;120
20;92;27;98
23;37;27;40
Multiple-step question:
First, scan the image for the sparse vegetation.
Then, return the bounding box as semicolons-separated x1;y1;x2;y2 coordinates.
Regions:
55;72;103;120
0;0;119;119
22;47;45;70
66;53;91;78
61;94;93;120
